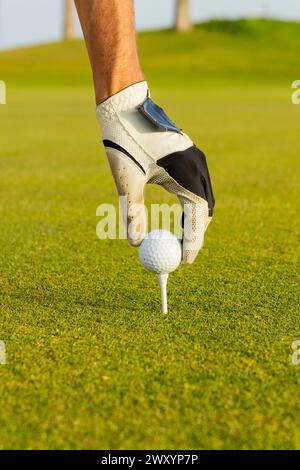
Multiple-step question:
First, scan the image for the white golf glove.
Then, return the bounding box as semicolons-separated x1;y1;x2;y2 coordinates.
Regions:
97;81;215;264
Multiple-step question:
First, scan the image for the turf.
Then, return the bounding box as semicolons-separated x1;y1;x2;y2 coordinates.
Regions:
0;19;299;449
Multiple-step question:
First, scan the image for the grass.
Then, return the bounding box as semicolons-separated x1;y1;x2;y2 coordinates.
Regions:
0;19;299;449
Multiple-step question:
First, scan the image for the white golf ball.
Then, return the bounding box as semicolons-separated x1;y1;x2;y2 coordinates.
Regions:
138;229;182;274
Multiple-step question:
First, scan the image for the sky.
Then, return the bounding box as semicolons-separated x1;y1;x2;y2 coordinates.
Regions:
0;0;299;50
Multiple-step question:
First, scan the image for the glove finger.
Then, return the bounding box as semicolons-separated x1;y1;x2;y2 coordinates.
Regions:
150;168;210;263
106;147;147;246
150;145;214;263
179;196;211;264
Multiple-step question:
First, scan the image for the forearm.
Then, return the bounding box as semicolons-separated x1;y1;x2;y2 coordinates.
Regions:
74;0;144;104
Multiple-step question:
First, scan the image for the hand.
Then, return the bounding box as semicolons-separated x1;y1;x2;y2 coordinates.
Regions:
97;82;215;264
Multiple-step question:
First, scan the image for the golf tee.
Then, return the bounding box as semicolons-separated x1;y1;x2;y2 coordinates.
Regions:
157;273;169;315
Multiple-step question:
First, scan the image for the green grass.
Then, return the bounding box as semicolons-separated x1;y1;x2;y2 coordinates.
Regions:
0;19;300;449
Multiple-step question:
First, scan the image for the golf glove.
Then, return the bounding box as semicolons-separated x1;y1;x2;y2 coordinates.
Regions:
97;81;215;264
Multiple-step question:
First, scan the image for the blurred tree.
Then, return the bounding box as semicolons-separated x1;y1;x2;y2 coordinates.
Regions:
175;0;193;32
63;0;75;40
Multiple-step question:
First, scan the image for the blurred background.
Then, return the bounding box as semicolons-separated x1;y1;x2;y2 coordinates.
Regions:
0;0;299;50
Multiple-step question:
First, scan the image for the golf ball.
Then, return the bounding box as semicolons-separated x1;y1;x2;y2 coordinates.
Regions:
138;229;182;274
